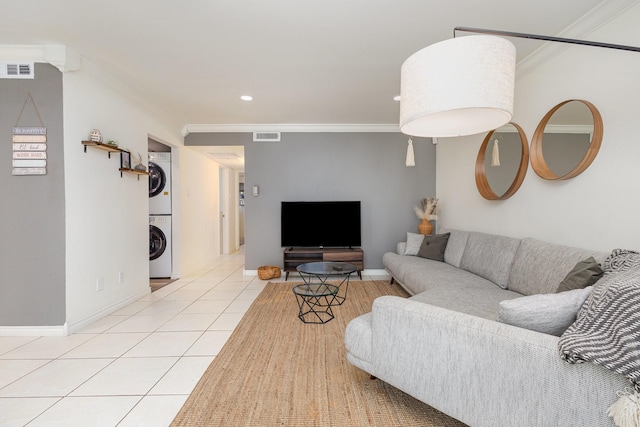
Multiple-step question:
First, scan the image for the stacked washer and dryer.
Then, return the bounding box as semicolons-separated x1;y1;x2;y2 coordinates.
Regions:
149;152;172;278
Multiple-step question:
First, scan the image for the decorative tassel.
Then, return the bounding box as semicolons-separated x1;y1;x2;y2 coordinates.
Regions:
491;139;500;166
406;138;415;167
607;387;640;427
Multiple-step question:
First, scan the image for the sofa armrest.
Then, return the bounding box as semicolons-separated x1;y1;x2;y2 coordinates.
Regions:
370;296;625;427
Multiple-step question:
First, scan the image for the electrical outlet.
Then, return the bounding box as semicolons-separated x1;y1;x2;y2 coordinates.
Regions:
118;272;124;284
96;278;104;292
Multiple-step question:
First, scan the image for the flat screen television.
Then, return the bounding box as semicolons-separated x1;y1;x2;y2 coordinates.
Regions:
281;201;361;248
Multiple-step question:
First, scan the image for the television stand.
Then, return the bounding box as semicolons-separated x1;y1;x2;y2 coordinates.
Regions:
283;247;364;281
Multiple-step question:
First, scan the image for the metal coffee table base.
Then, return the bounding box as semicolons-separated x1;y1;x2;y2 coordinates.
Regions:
293;283;339;324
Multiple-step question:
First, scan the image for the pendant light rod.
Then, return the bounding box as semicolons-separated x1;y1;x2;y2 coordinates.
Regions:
454;26;640;53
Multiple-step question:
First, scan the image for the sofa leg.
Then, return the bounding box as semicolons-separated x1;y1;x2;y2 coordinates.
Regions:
389;277;395;285
370;375;377;380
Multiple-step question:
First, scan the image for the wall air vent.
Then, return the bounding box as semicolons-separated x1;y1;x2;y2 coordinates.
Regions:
253;131;281;142
0;62;34;79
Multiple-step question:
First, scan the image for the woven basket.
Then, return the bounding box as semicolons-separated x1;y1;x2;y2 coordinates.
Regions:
257;265;281;280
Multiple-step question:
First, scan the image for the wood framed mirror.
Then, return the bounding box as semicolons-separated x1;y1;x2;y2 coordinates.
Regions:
530;99;603;180
475;122;529;200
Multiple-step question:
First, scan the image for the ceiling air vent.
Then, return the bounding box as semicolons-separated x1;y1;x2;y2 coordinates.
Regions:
0;62;34;79
253;131;281;142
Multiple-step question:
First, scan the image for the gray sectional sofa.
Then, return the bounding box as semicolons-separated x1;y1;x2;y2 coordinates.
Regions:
344;229;628;427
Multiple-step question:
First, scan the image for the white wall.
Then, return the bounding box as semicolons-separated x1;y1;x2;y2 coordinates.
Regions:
63;59;219;331
437;4;640;252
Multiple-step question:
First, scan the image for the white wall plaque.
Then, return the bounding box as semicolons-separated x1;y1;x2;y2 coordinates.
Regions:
12;167;46;176
13;151;47;159
12;134;47;143
12;143;47;151
13;159;47;168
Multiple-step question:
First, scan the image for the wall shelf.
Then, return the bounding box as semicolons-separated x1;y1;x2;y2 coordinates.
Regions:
119;167;150;180
81;140;122;158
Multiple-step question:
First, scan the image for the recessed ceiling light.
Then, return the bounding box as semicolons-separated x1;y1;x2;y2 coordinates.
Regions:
393;95;401;101
240;95;253;101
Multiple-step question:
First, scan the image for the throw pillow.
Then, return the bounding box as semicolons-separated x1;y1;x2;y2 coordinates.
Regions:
404;232;425;256
417;233;451;262
556;257;604;293
497;286;593;336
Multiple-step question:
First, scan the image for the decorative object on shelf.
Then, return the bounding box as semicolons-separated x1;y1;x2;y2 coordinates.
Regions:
405;138;415;167
257;265;281;280
132;152;146;171
106;140;118;148
414;197;438;235
120;151;131;169
89;129;103;143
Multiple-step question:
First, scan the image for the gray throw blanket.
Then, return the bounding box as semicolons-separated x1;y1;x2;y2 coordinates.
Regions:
559;249;640;389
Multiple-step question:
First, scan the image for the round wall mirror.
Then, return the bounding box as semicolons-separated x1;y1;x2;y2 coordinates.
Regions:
530;99;603;180
475;122;529;200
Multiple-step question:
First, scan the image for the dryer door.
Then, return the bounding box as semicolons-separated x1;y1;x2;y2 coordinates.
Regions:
148;161;166;197
149;225;167;260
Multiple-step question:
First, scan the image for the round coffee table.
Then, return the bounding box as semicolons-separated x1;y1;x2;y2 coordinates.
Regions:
292;283;339;324
296;261;357;306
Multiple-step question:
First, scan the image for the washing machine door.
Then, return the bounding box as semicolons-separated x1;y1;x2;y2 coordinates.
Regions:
148;161;166;198
149;225;167;260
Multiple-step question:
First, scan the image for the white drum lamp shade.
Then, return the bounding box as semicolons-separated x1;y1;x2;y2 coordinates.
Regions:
400;35;516;138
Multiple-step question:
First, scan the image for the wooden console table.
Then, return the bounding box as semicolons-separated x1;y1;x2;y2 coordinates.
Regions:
283;247;364;280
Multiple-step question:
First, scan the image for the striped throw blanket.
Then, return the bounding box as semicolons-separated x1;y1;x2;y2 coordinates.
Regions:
559;249;640;389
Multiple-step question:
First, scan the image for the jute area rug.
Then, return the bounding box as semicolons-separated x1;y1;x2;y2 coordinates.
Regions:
171;280;466;427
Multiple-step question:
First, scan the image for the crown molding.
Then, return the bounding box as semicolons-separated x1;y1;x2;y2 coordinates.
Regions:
182;123;400;136
0;44;80;72
516;0;640;79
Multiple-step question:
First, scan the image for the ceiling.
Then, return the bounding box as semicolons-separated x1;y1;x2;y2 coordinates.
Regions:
0;0;619;130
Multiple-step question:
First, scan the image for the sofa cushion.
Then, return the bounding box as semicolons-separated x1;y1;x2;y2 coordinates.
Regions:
410;280;522;320
417;233;450;261
459;232;521;289
557;257;604;292
497;286;593;336
443;229;469;268
508;238;607;296
404;232;424;256
399;257;512;299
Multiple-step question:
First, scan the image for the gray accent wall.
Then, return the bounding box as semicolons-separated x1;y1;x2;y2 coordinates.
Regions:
186;132;436;270
0;64;65;326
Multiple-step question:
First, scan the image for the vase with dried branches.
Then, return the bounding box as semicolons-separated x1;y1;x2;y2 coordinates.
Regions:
413;197;438;235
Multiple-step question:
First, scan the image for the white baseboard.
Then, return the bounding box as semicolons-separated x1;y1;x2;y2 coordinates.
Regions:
0;324;68;337
66;288;150;335
244;269;257;276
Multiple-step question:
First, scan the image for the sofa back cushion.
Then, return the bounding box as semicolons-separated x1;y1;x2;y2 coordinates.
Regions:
443;230;469;268
508;238;608;295
459;232;521;289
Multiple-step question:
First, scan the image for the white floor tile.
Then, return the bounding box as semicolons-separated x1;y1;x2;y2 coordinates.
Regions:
157;313;221;332
0;337;39;356
111;301;154;316
0;359;113;397
185;331;233;356
199;288;242;300
105;314;174;333
237;288;264;300
181;299;233;314
136;300;192;316
28;396;141;427
160;289;209;301
118;395;188;427
123;332;202;357
75;315;128;334
225;298;255;313
60;333;149;359
70;357;178;396
208;313;244;331
0;397;59;427
148;356;213;395
0;335;96;360
0;359;49;389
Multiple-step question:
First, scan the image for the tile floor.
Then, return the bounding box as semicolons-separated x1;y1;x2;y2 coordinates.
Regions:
0;249;388;426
